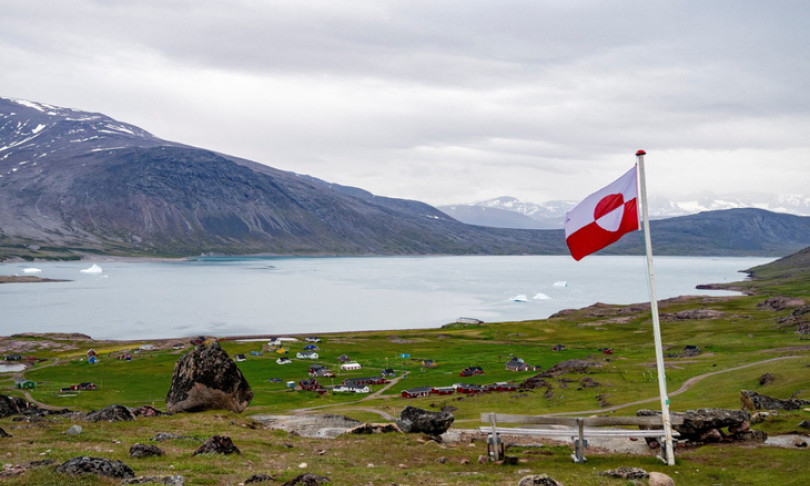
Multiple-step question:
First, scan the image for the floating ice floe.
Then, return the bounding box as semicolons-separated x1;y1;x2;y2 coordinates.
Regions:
510;294;528;302
533;293;551;300
553;281;568;287
22;268;42;274
80;264;103;274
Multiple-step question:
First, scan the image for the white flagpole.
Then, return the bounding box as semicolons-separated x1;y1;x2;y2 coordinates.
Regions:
635;149;675;465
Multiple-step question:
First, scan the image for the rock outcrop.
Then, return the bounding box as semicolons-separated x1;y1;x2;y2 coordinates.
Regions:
84;404;136;422
129;443;165;458
192;435;241;455
55;456;135;479
396;406;454;435
638;408;764;443
740;390;810;411
165;341;253;413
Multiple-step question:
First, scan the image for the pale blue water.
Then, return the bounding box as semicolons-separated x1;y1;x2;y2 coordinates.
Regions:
0;256;771;340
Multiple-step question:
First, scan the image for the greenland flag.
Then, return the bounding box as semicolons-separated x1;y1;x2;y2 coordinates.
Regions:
564;166;640;261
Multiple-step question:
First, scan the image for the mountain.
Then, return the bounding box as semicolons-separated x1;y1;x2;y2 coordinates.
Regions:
439;194;810;230
0;97;565;259
2;96;809;260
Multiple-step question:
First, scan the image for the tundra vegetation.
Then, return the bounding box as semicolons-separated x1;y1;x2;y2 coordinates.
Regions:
1;249;810;484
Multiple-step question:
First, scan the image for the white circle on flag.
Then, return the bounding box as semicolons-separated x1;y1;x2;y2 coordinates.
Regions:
594;194;624;232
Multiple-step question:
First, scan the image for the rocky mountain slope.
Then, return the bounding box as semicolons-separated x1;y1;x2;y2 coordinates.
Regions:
2;97;809;259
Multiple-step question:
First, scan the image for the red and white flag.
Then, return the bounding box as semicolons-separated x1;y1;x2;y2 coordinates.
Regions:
564;166;640;261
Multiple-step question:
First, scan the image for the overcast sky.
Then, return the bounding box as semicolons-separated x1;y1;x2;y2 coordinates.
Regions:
3;1;809;206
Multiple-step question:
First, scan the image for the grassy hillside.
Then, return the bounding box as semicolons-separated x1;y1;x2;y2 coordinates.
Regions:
2;253;810;484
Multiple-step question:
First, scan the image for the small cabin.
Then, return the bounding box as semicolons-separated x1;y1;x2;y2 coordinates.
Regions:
337;354;352;363
340;362;362;371
505;357;530;372
431;386;455;395
234;354;247;362
401;386;432;399
14;379;35;390
276;357;292;365
296;351;318;360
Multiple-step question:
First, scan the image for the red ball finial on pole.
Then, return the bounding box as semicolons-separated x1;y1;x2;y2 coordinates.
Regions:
636;149;646;156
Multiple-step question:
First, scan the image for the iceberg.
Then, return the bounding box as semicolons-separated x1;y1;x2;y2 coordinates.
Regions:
533;293;551;300
80;264;103;274
22;268;42;274
510;294;528;302
553;281;568;287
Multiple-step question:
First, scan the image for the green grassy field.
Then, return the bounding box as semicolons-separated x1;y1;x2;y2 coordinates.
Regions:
1;254;809;485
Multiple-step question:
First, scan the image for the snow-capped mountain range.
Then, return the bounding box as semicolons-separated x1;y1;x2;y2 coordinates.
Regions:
440;195;810;230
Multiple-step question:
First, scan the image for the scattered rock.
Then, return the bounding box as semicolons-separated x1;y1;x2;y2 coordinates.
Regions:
540;359;603;378
729;420;750;434
165;340;253;413
245;473;276;483
699;428;723;443
758;373;775;386
436;456;447;463
517;473;562;486
750;411;770;424
131;405;170;417
757;296;805;311
793;436;808;448
345;423;401;434
0;460;54;478
648;471;675;486
799;420;810;429
661;309;723;320
282;473;330;485
55;456;135;479
599;466;649;479
580;377;599;388
65;425;82;435
129;443;165;458
122;475;185;485
638;408;757;442
0;427;11;438
396;406;454;435
84;404;136;422
192;435;241;455
740;390;810;411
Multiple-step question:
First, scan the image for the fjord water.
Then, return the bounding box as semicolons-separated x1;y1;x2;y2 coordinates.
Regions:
1;256;771;340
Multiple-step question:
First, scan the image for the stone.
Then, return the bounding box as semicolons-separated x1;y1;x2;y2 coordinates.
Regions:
740;390;810;411
152;432;198;442
395;406;454;435
129;443;165;458
84;404;136;422
245;473;276;483
131;405;170;417
758;373;775;385
734;430;768;442
599;466;649;479
517;473;563;486
0;427;12;438
699;428;723;443
0;395;30;418
648;471;676;486
638;408;751;442
65;425;82;435
55;456;135;479
793;436;808;448
165;341;253;413
729;420;750;434
282;473;330;485
122;475;185;485
799;420;810;429
540;359;603;378
192;435;241;455
345;422;401;434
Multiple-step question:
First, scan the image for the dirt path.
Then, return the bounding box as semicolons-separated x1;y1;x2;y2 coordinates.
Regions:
548;355;803;416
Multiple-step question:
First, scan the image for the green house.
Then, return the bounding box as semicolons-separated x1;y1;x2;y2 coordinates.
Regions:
14;379;34;390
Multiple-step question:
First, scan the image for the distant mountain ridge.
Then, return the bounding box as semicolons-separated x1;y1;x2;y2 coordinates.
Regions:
2;96;809;260
440;195;810;230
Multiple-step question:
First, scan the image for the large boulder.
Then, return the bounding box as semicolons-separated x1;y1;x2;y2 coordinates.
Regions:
165;341;253;413
84;404;136;422
0;395;29;418
638;408;755;442
396;406;454;435
192;435;241;455
740;390;810;411
55;456;135;479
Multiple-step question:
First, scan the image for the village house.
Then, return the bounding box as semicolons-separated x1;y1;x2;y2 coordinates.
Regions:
71;382;98;391
343;376;387;387
505;357;531;371
299;378;326;394
340;362;362;371
337;354;352;363
5;354;22;361
401;386;433;398
296;351;319;360
381;368;396;378
455;383;485;394
233;354;247;362
431;386;455;396
276;357;292;365
308;364;335;377
14;378;34;390
333;385;370;394
460;366;485;377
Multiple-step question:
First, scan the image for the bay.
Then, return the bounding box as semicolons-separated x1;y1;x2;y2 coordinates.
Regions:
0;256;771;340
